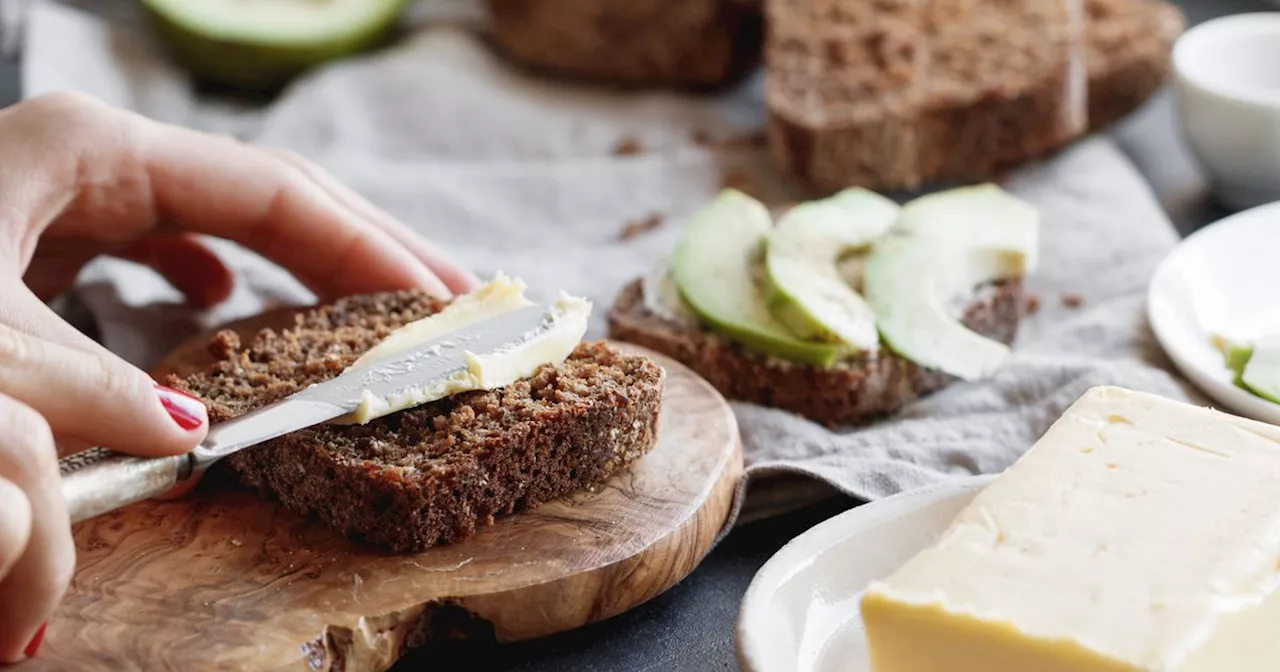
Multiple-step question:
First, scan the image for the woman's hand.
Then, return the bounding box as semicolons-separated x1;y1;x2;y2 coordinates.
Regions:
0;91;479;661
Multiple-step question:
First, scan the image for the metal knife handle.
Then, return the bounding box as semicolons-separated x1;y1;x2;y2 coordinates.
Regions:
57;398;347;523
59;448;194;524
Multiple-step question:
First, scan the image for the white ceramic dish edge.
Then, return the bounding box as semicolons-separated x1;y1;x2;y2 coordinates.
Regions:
1147;200;1280;426
736;475;995;672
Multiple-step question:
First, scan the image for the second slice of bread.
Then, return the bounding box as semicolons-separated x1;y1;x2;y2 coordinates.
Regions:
608;280;1022;427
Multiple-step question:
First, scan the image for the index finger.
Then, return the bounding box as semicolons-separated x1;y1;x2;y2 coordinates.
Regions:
7;93;452;302
135;123;454;300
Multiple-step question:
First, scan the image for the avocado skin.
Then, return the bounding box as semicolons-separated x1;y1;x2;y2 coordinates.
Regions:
671;190;847;368
142;1;409;94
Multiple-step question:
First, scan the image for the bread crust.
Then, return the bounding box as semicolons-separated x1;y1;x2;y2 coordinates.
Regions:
168;291;665;553
485;0;763;89
1085;0;1185;131
607;279;1022;426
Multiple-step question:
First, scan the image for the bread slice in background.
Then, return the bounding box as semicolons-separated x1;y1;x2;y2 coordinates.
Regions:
166;290;664;553
764;0;1185;193
1085;0;1186;132
607;280;1022;427
482;0;1181;140
485;0;763;89
766;0;1087;193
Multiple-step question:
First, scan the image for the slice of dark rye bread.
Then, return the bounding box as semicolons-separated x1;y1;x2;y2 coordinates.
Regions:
484;0;763;89
164;290;665;553
1084;0;1186;132
607;279;1022;427
481;0;1181;124
765;0;1086;193
765;0;1185;193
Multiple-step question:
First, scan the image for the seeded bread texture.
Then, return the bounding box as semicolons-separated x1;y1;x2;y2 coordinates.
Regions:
607;280;1021;426
765;0;1087;193
484;0;763;89
166;290;665;553
1085;0;1185;132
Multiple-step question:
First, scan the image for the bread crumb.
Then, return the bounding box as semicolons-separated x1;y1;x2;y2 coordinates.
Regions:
612;137;643;156
693;128;767;150
1025;294;1041;315
619;213;665;241
1061;293;1085;309
726;131;768;149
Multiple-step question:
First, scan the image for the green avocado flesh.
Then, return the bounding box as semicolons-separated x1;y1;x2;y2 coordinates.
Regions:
864;184;1038;381
1236;336;1280;404
1222;341;1253;386
143;0;408;92
761;188;899;350
671;190;846;367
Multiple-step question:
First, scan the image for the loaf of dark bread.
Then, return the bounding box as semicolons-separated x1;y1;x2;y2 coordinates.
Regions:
607;280;1022;427
484;0;763;89
166;290;665;553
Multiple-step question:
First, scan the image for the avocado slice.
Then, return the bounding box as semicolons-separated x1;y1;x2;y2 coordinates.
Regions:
143;0;408;93
1217;338;1254;387
1240;336;1280;403
762;188;899;349
672;190;846;367
864;185;1038;381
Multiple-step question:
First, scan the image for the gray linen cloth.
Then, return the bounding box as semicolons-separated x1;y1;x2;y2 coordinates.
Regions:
20;2;1198;524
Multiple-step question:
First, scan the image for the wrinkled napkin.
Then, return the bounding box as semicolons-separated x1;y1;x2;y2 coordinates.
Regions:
20;2;1199;524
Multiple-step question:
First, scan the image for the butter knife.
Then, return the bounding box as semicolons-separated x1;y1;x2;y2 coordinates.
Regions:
59;303;551;524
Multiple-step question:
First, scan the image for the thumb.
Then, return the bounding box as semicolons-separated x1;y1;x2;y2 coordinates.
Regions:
0;322;206;457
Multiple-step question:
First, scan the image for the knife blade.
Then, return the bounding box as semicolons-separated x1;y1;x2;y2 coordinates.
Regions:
59;303;552;523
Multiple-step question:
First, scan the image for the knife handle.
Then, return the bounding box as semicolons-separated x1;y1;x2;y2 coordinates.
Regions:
59;448;194;524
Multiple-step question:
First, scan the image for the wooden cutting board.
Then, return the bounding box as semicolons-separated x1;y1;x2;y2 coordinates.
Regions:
26;310;742;672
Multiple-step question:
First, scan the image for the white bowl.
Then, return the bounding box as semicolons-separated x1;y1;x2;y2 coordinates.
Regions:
1173;13;1280;210
1148;200;1280;425
736;476;993;672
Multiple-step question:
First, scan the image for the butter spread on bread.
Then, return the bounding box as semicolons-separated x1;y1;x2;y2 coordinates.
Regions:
347;278;591;423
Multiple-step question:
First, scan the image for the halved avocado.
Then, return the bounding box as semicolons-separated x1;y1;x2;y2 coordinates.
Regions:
671;190;846;367
762;188;899;350
864;185;1038;381
143;0;408;93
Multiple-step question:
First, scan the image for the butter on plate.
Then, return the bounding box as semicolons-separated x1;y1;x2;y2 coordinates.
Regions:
862;386;1280;672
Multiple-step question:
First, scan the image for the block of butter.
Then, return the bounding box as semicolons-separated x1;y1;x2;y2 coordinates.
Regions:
862;386;1280;672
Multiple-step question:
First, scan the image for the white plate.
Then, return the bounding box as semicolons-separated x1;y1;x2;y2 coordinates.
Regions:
736;476;993;672
1147;201;1280;425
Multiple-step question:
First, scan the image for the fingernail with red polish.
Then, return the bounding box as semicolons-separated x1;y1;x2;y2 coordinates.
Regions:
24;622;46;658
155;385;207;431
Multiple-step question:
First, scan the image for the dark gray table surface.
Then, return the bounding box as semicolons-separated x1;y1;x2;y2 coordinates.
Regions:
0;1;1266;669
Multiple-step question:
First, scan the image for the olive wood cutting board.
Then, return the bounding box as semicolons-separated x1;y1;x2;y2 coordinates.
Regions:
26;309;743;672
